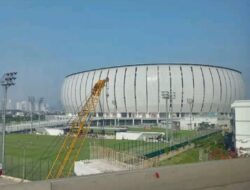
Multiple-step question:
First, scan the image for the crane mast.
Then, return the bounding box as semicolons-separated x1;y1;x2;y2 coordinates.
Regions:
47;78;108;179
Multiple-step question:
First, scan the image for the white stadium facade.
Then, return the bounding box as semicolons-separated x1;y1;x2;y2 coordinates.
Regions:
61;63;245;129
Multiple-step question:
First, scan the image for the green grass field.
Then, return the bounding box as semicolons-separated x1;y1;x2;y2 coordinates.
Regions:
91;126;196;138
5;134;95;180
127;127;198;140
4;129;220;180
158;133;227;166
5;134;167;160
5;127;196;162
5;134;66;180
5;134;166;180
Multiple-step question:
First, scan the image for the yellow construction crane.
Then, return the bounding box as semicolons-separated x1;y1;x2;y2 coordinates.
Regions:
47;78;108;179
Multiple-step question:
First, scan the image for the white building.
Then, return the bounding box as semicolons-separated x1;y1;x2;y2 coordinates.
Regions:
34;102;48;112
15;101;21;110
178;116;218;130
16;100;30;111
61;63;245;126
116;132;164;141
6;99;12;110
231;100;250;156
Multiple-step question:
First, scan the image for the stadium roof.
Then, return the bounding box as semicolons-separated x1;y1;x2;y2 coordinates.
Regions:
66;63;241;78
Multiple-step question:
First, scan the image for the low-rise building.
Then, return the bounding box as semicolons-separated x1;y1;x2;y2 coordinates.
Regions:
231;100;250;156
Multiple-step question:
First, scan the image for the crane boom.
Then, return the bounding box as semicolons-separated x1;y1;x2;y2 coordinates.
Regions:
47;79;107;179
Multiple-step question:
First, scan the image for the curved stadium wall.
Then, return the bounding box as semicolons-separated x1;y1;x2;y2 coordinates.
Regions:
61;64;245;118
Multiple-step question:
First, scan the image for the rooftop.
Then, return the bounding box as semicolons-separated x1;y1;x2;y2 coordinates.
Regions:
231;100;250;108
66;63;241;78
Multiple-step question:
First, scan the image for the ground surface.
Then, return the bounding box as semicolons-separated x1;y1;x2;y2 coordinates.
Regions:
4;129;222;180
158;133;229;166
2;157;250;190
74;159;127;176
0;176;21;186
127;126;195;138
5;133;165;180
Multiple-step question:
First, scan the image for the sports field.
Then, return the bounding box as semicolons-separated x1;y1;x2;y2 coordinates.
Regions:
4;128;213;180
5;128;195;160
5;133;166;180
127;127;196;138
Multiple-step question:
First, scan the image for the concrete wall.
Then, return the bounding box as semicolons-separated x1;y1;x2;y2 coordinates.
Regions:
2;157;250;190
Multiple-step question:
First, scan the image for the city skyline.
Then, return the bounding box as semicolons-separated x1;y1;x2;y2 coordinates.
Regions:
3;98;49;112
0;0;249;109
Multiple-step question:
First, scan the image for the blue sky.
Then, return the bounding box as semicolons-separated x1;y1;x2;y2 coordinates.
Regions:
0;0;249;109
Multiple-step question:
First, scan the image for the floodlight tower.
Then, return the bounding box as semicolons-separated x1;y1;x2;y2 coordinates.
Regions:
0;72;17;174
161;91;170;143
169;91;176;145
112;100;117;126
187;98;194;130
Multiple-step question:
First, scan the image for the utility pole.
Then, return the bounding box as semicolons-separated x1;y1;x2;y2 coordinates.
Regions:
187;98;194;130
0;72;17;174
28;96;35;134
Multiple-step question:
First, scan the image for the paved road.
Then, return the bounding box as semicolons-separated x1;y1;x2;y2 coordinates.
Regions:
0;176;19;186
203;181;250;190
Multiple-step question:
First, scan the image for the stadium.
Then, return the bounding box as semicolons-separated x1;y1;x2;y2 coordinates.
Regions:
61;63;245;128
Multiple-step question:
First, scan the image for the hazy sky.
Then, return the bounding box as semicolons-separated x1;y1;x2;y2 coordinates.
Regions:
0;0;249;109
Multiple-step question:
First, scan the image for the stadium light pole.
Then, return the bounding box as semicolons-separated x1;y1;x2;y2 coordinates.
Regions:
187;98;194;131
0;72;17;174
112;100;117;127
169;91;176;146
161;91;169;144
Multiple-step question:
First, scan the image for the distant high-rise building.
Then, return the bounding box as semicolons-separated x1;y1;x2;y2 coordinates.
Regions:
16;102;21;110
15;99;49;112
16;100;30;111
40;103;49;112
35;102;39;112
6;99;12;110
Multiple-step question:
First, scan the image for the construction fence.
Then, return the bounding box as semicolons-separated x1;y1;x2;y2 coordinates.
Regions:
89;143;158;169
3;129;220;181
4;155;52;181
